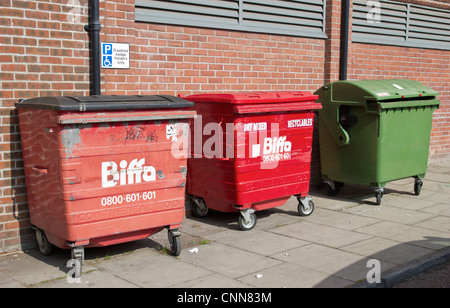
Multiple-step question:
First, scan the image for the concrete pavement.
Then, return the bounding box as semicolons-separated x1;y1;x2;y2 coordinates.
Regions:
1;161;449;288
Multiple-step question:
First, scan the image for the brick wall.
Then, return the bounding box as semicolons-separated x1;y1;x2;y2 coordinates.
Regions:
0;0;449;253
101;1;326;95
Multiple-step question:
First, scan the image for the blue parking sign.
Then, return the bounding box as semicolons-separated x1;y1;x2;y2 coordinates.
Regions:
103;43;113;55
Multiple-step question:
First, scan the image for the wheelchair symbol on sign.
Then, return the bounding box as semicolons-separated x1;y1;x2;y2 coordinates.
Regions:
103;55;112;68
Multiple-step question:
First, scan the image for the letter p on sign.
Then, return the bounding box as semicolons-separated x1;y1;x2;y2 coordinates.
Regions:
103;43;112;55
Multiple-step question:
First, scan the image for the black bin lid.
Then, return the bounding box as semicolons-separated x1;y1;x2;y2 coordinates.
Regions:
15;95;193;111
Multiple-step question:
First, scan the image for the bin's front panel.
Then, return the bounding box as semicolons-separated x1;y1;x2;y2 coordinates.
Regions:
376;104;437;183
188;102;316;212
58;111;192;245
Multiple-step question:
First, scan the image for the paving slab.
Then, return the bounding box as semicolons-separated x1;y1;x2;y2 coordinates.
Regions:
428;160;450;169
415;216;450;233
206;229;309;256
269;243;395;283
34;269;139;288
342;203;437;225
237;262;351;288
0;250;95;287
303;207;380;230
425;165;448;173
97;248;213;288
368;193;439;211
355;221;450;250
269;221;372;248
424;171;450;183
420;203;450;217
341;237;434;265
172;273;252;288
178;242;282;279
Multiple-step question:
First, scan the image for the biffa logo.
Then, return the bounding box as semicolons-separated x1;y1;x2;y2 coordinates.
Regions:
251;136;292;160
263;136;292;155
102;158;156;188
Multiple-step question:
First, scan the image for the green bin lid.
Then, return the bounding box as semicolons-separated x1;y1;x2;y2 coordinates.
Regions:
330;79;440;102
315;79;440;147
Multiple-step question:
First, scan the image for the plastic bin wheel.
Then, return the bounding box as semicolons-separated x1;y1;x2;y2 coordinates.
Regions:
325;181;342;196
168;230;181;257
298;199;315;217
192;198;208;218
36;229;52;256
414;178;423;196
375;189;384;206
238;211;257;231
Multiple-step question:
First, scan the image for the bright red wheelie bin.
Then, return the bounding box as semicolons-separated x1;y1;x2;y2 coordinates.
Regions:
183;91;321;230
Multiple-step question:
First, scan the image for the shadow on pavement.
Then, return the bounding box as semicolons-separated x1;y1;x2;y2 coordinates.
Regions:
314;236;450;288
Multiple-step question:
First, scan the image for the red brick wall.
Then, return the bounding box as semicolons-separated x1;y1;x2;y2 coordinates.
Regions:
101;0;326;95
0;0;449;253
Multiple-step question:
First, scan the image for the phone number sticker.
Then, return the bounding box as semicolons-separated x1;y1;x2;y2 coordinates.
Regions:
101;191;156;207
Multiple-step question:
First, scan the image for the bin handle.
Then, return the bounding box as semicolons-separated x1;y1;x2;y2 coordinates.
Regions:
320;103;351;146
32;166;48;174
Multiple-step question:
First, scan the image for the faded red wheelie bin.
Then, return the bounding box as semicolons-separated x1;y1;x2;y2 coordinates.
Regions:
183;91;321;230
16;95;195;276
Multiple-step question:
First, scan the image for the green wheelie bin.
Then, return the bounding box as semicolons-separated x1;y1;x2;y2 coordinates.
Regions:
315;79;440;205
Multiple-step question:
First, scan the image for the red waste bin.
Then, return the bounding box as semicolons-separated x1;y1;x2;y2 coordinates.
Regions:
16;95;195;272
183;91;321;230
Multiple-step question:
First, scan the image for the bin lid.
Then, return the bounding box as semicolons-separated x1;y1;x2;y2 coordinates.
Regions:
183;91;319;105
328;79;440;102
15;95;193;111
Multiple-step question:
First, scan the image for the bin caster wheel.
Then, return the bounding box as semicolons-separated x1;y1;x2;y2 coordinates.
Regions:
36;229;52;256
168;230;181;257
71;246;85;265
375;190;383;206
414;179;423;196
192;198;208;218
298;199;315;217
238;210;257;231
325;181;342;196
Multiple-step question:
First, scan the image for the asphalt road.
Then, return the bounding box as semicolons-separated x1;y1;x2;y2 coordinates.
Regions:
391;261;450;288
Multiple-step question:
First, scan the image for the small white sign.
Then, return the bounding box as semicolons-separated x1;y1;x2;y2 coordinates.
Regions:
376;92;391;97
166;124;178;142
101;42;130;69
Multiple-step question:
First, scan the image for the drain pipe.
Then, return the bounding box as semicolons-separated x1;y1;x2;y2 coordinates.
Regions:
339;0;350;81
85;0;101;95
